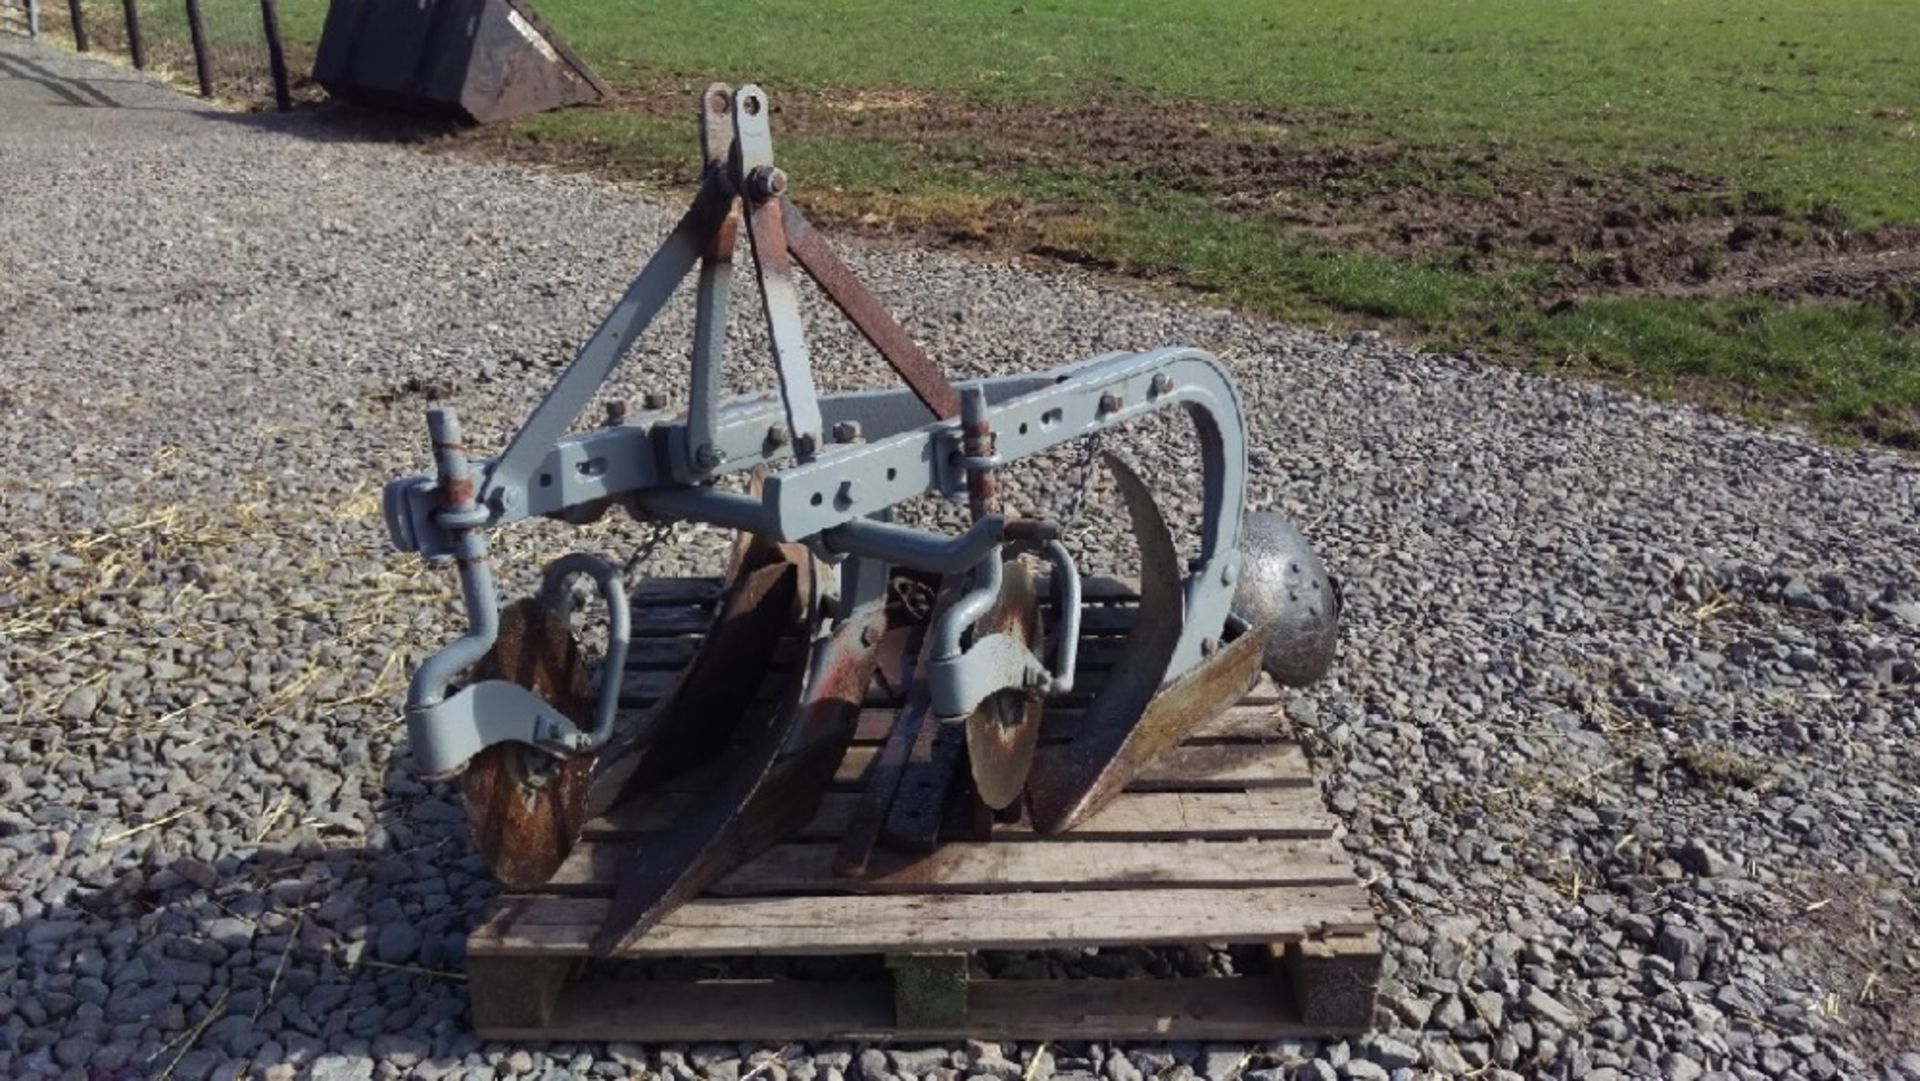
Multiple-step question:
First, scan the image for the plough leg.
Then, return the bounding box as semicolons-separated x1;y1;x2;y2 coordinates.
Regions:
593;599;892;955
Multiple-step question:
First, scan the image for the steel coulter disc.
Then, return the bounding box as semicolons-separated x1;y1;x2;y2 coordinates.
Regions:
460;598;594;891
964;559;1045;810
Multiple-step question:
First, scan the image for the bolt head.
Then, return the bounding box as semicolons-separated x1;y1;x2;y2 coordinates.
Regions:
694;443;721;469
642;390;669;411
831;420;863;444
749;166;789;201
604;399;630;425
1098;391;1123;415
793;432;822;458
766;423;791;447
1151;372;1174;396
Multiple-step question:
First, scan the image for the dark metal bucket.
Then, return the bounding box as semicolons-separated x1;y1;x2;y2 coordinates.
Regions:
313;0;608;124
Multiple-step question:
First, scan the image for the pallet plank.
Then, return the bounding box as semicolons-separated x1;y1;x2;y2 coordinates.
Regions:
472;884;1377;958
628;647;1282;712
628;605;719;637
549;836;1356;896
476;972;1359;1041
848;702;1295;744
835;742;1311;790
631;578;722;606
589;786;1335;842
611;721;1310;795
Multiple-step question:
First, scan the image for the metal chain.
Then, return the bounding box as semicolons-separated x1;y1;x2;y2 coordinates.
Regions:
889;575;936;622
549;518;678;621
619;518;677;582
1054;429;1105;530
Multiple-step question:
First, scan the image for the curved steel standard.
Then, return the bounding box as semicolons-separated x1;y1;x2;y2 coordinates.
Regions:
381;83;1320;951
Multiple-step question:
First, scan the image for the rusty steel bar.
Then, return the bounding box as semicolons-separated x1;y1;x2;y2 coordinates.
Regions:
67;0;86;51
959;384;999;521
834;607;941;876
741;193;825;458
783;201;962;421
185;0;212;97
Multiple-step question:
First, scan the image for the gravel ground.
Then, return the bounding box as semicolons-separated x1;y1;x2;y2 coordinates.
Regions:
4;38;1919;1081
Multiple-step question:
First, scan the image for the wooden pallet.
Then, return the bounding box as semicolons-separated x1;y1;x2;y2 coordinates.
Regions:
466;577;1380;1041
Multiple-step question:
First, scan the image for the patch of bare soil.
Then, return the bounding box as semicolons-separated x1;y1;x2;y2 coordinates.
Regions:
1758;872;1920;1058
457;80;1919;313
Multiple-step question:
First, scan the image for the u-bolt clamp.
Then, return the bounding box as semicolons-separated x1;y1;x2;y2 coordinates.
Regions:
535;553;630;754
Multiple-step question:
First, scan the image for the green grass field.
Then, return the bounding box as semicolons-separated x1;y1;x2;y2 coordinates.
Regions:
364;1;1920;442
539;0;1920;224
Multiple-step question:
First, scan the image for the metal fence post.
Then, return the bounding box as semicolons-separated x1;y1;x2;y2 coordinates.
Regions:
67;0;86;50
184;0;212;96
259;0;291;112
26;0;39;39
120;0;143;69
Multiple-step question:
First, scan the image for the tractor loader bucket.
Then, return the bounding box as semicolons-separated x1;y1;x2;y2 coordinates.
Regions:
313;0;608;125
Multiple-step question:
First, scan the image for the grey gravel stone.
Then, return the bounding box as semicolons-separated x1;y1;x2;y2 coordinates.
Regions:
374;922;421;963
891;1049;953;1075
311;1056;375;1081
1359;1036;1418;1070
1520;989;1578;1029
1422;1043;1468;1074
1659;1051;1704;1081
1200;1046;1246;1080
1679;841;1730;877
58;686;97;720
171;856;220;890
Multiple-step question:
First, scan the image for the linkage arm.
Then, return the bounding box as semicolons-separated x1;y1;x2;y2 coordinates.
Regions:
479;174;734;514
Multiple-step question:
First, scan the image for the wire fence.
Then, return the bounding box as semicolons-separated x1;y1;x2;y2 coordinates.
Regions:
9;0;309;110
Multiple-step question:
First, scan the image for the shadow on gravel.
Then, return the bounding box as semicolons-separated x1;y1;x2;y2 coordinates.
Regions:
2;776;506;1080
199;102;467;149
0;52;162;110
